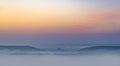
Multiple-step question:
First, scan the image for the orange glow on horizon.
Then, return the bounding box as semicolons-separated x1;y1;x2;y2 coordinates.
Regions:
0;0;120;34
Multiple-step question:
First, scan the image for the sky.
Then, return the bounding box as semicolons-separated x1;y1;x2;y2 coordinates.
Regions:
0;0;120;46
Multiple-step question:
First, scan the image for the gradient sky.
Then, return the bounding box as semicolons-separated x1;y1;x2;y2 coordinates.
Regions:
0;0;120;46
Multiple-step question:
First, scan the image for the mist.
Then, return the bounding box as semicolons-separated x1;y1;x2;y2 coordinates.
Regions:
0;54;119;66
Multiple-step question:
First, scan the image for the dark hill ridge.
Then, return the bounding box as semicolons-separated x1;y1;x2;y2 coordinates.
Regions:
0;45;42;51
0;45;120;51
80;46;120;51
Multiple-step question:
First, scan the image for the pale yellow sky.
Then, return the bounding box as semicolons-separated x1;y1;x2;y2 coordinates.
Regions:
0;0;120;34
